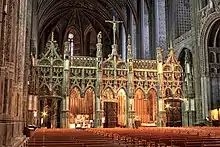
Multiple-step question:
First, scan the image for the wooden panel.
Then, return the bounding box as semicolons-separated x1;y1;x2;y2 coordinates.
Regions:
134;89;148;123
148;89;157;122
104;102;118;128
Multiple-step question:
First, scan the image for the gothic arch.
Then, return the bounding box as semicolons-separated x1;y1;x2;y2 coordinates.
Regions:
69;87;81;124
84;87;95;120
134;87;146;96
200;12;220;74
176;46;193;60
134;88;148;124
102;87;115;100
117;87;128;96
84;86;95;94
164;88;173;98
53;85;62;97
146;88;157;122
117;88;127;127
178;48;193;73
84;26;97;56
69;86;95;124
209;51;216;63
174;88;183;98
39;84;50;96
70;85;83;97
201;13;220;115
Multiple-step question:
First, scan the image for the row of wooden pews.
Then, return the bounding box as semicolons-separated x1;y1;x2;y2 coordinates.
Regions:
27;128;128;147
87;127;220;147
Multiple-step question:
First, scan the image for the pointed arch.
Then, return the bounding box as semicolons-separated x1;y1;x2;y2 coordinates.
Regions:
53;85;62;97
84;87;95;120
70;85;82;96
164;88;173;98
134;87;145;96
39;84;50;96
102;87;115;100
69;87;81;124
146;88;157;122
117;88;127;127
134;88;148;124
174;88;183;98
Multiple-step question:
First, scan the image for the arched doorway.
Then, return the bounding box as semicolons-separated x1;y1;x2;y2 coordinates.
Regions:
207;19;220;125
38;85;62;128
117;89;126;127
164;88;182;127
102;88;118;128
134;89;147;125
69;87;95;128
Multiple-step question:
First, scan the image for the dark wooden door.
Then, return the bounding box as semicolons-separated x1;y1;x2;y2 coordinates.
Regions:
104;102;118;128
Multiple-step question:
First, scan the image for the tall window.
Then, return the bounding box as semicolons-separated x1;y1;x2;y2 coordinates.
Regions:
68;33;74;57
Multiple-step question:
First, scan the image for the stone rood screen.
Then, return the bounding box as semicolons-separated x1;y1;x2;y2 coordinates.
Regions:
34;32;183;128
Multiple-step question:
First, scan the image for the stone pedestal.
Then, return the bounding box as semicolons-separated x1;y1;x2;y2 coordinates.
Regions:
61;110;69;128
158;111;166;127
96;110;104;128
128;110;135;128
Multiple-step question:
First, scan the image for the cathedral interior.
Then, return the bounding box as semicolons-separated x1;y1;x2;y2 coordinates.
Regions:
1;0;220;146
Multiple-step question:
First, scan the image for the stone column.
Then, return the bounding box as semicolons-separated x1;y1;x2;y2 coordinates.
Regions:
136;0;145;59
140;0;145;59
62;42;70;128
143;7;150;59
128;10;137;59
155;0;167;53
156;48;163;127
201;75;210;121
95;32;103;128
31;0;38;56
127;35;134;128
27;95;33;124
190;0;203;123
33;95;38;125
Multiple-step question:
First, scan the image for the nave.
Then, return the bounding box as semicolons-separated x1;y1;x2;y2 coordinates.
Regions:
27;127;220;147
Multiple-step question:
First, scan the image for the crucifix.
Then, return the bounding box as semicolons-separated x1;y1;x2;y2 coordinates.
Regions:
105;15;123;45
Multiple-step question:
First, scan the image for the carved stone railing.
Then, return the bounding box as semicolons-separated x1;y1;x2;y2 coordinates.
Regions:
133;60;157;70
70;56;96;67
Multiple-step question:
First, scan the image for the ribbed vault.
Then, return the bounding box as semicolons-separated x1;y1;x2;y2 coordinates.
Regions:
37;0;152;56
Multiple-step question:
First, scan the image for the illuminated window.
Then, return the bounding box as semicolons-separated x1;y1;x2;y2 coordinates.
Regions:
68;33;74;57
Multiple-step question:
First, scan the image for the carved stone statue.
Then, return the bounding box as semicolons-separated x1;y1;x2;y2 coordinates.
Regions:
209;0;214;8
127;34;133;59
97;31;102;43
96;32;103;59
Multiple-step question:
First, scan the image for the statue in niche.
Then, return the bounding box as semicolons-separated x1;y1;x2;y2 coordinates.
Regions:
96;32;102;59
97;31;102;44
127;34;132;59
209;0;214;8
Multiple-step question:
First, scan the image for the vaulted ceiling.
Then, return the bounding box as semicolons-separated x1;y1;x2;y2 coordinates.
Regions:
36;0;152;56
37;0;140;37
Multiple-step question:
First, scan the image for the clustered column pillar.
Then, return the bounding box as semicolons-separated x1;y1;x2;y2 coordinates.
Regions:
95;32;103;128
126;35;135;128
136;0;145;59
62;42;70;128
155;0;167;56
